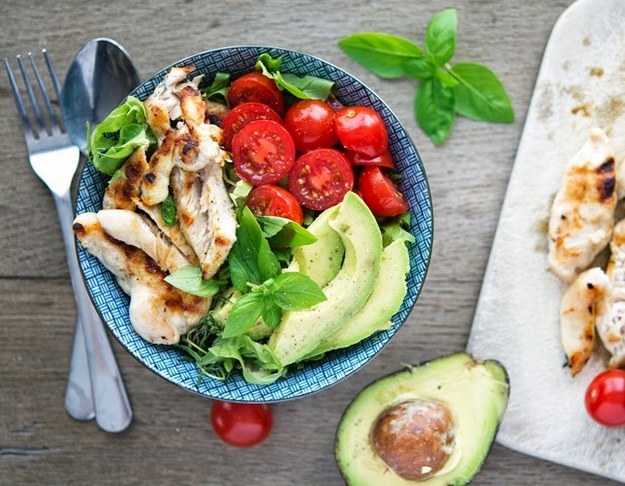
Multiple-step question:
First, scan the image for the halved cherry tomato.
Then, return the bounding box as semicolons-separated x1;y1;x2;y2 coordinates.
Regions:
228;72;284;115
211;401;273;447
345;149;395;169
284;100;338;152
585;369;625;427
288;148;354;211
247;185;303;224
358;166;409;217
221;102;282;150
334;106;388;158
232;120;296;186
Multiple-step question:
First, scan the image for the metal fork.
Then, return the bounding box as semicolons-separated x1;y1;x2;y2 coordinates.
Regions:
4;50;132;433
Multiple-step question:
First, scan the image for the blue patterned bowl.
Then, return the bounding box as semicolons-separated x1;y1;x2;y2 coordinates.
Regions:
76;46;432;402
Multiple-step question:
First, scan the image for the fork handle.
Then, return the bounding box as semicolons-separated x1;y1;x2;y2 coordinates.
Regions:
64;317;95;421
54;193;133;433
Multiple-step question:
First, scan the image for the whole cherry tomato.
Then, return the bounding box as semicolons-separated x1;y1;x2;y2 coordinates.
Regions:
228;72;284;115
284;100;338;152
358;166;409;217
211;401;273;447
334;106;388;158
585;369;625;427
247;185;304;225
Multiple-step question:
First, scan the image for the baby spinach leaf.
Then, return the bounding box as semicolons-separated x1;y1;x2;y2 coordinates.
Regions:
382;221;416;247
450;62;515;122
87;96;154;176
164;266;220;298
161;194;177;227
338;33;423;79
272;272;327;311
424;8;457;65
256;215;318;247
201;72;230;103
256;54;335;100
415;78;456;146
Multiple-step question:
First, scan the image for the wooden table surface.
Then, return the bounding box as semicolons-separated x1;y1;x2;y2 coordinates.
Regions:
1;0;620;484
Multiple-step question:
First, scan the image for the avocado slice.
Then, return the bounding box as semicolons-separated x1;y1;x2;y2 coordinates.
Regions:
336;353;509;485
288;205;345;287
269;192;383;365
310;239;409;357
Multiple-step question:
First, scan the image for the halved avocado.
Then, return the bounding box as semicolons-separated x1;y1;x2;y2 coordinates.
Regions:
335;353;509;485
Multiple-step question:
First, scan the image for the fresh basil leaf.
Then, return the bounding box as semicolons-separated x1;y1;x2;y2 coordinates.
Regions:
261;298;282;329
161;194;177;227
223;292;265;338
257;216;318;248
338;33;424;79
415;78;456;146
424;8;457;65
401;58;436;81
229;206;279;292
273;247;293;267
450;62;514;122
435;67;459;88
164;266;220;298
87;96;154;176
382;221;416;246
201;72;230;103
272;272;327;311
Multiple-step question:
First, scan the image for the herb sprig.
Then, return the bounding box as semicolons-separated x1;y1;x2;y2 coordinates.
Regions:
338;8;514;145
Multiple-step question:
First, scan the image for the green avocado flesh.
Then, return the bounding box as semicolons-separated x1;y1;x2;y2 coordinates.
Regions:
269;192;383;365
335;353;510;486
310;239;409;357
288;205;345;287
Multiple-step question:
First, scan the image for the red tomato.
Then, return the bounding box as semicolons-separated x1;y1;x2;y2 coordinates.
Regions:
358;166;409;217
228;72;285;115
247;185;303;224
284;100;338;152
585;369;625;427
345;149;395;169
334;106;388;158
220;102;282;150
288;148;354;211
232;120;296;186
211;401;273;447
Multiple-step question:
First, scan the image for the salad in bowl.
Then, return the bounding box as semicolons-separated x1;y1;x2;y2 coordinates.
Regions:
74;46;432;401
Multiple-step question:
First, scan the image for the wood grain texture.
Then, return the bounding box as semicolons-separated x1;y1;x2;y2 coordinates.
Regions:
0;0;620;484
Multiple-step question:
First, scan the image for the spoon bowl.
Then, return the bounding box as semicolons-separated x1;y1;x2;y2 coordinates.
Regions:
62;38;141;154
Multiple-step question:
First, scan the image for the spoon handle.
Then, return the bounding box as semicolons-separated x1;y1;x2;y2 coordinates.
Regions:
64;318;95;421
55;192;133;433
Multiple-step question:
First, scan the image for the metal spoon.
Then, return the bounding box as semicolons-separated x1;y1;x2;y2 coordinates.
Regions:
61;38;140;431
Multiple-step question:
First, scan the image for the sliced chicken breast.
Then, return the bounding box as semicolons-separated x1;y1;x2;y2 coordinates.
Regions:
96;209;190;273
171;164;237;280
73;213;210;345
560;267;609;375
596;220;625;368
548;128;616;282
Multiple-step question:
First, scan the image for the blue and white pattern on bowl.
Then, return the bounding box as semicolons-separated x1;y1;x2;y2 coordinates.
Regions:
75;46;433;402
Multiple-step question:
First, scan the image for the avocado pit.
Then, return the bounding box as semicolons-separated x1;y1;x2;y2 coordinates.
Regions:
371;398;456;481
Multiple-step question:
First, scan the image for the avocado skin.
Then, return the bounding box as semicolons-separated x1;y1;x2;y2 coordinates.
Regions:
335;353;510;486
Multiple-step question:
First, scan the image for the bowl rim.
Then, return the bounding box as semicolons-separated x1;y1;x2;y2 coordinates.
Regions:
75;44;434;402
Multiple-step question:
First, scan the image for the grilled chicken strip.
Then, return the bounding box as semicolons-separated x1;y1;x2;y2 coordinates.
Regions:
171;164;237;280
103;146;199;265
548;128;616;282
73;213;210;345
596;220;625;368
141;78;226;207
96;209;190;273
560;267;609;376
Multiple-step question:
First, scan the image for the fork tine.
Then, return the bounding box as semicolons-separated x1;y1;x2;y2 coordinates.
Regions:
17;54;45;134
29;51;61;131
3;56;33;134
43;49;62;101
